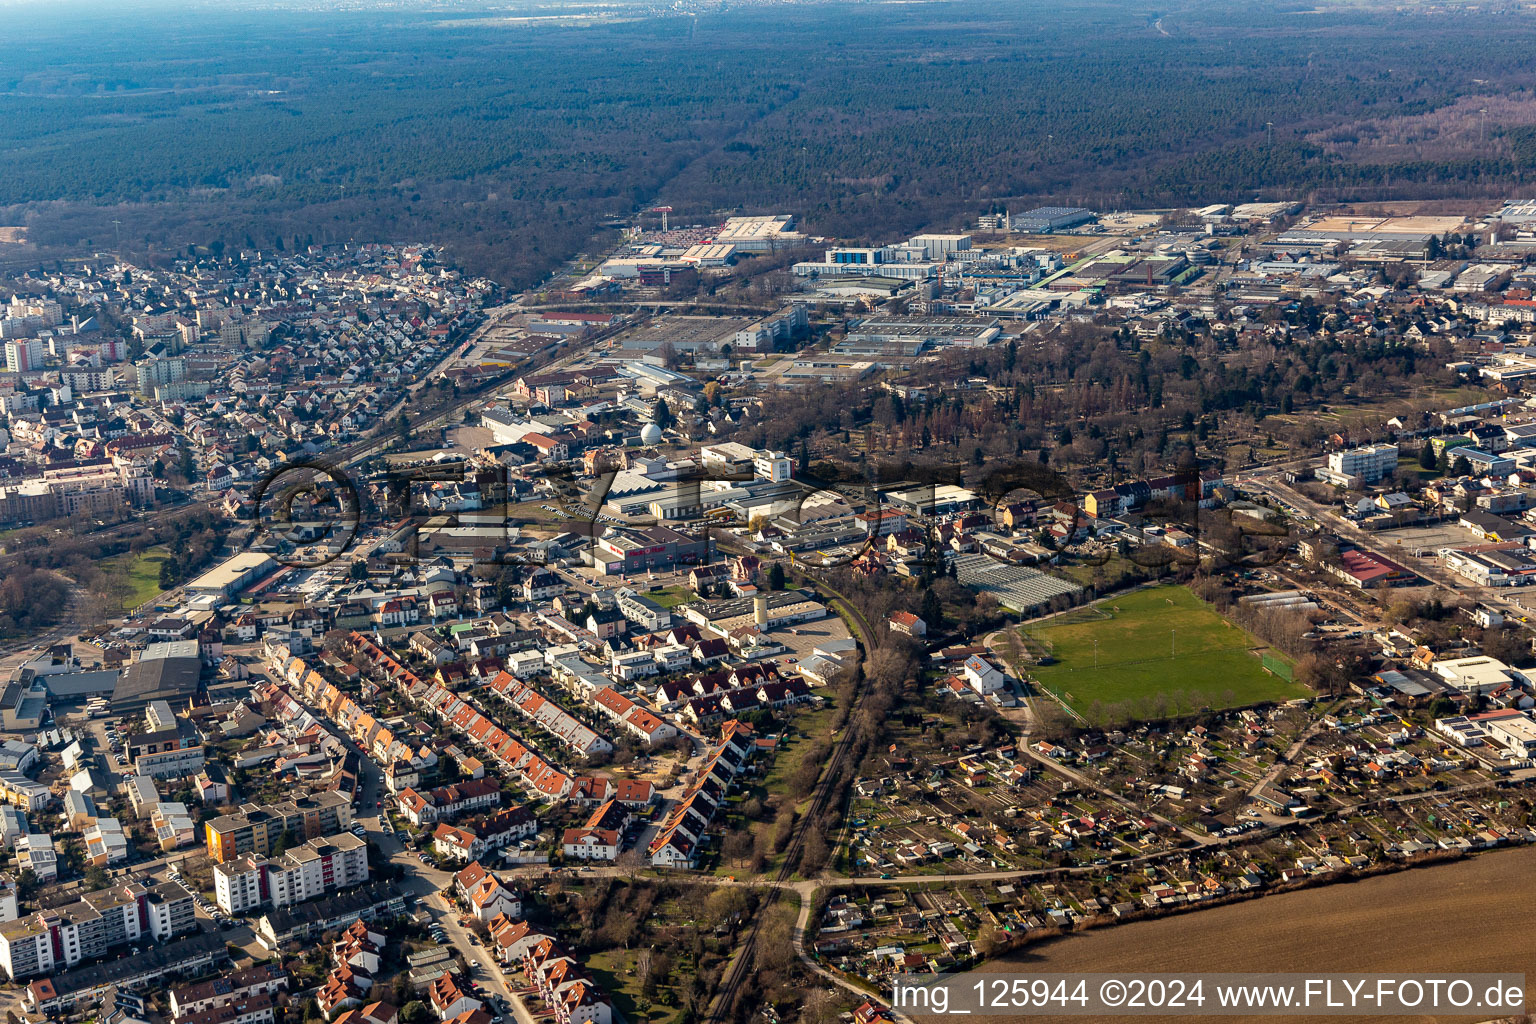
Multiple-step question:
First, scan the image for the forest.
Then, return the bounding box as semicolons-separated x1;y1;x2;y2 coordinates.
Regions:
737;306;1464;484
6;0;1536;286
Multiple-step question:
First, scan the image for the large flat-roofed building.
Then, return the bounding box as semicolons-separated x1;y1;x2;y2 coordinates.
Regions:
908;234;972;260
1432;655;1522;696
184;552;278;600
140;640;200;661
883;483;980;516
831;334;928;361
841;315;1001;355
1485;712;1536;754
678;589;827;632
698;442;760;476
1011;207;1094;233
780;358;878;384
797;248;941;280
714;214;802;252
591;525;710;576
1498;199;1536;225
679;243;736;266
113;652;200;714
951;554;1084;614
605;314;753;356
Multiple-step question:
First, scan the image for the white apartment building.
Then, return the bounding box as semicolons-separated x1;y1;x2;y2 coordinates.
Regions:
1324;443;1399;485
1432;655;1521;696
1486;713;1536;755
560;828;620;862
0;880;195;979
0;876;16;924
213;833;369;915
610;650;659;682
3;339;44;374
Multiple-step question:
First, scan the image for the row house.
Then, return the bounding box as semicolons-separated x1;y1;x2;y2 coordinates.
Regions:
171;991;277;1024
427;976;481;1022
394;777;502;828
431;806;538;864
589;687;679;746
170;964;290;1018
487;915;547;965
682;679;811;726
487;673;613;757
278;647;438;792
388;663;579;803
523;936;613;1024
560;799;635;862
355;634;626;811
647;721;755;868
451;863;523;923
373;598;420;628
567;777;655;810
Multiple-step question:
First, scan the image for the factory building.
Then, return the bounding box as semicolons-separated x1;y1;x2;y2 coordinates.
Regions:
1010;207;1094;233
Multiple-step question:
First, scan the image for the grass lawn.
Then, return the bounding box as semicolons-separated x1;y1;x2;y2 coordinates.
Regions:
1395;454;1442;483
1054;553;1146;587
1024;584;1305;718
100;545;171;609
646;586;694;609
717;700;844;878
585;949;683;1024
758;703;840;797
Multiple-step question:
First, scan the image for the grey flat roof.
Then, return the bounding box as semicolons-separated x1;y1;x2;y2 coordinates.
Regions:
260;882;403;936
43;931;225;998
43;670;119;698
113;657;200;709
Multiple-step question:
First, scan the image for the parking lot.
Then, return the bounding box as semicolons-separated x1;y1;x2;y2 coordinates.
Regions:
1372;522;1481;555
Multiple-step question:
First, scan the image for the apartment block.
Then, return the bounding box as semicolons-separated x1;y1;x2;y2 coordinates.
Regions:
0;879;195;980
213;832;369;915
171;964;290;1018
204;791;353;863
1324;443;1399;485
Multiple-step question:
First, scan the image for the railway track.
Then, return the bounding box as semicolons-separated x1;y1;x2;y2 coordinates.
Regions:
706;569;875;1024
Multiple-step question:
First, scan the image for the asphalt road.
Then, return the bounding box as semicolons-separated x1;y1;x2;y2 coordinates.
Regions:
339;715;551;1024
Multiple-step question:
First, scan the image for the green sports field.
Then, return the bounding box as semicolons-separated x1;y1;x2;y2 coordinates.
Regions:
1024;585;1305;719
